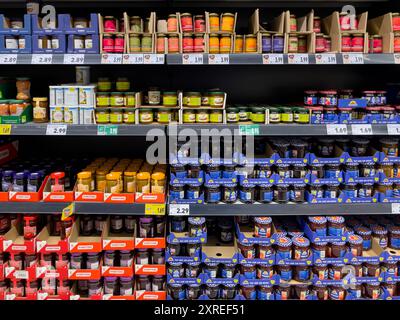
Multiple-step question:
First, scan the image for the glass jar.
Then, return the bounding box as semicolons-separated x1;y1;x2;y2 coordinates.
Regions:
110;108;123;124
162;91;177;106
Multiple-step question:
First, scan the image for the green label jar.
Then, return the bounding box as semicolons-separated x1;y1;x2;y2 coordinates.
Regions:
110;109;123;124
251;107;265;123
163;91;178;106
123;108;135;124
96;108;110;124
196;110;210;123
110;92;125;106
96;93;110;107
210;110;223;123
141;34;153;52
183;110;196;123
125;92;136;107
129;35;141;52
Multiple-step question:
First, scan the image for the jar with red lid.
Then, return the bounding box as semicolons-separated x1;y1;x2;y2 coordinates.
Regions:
313;283;328;300
194;15;205;33
352;33;364;52
104;16;117;33
364;282;381;299
183;34;194;53
24;214;38;240
50;172;65;192
340;13;358;31
181;13;193;33
392;13;400;31
315;33;325;53
363;261;381;277
313;263;328;280
341;33;352;52
327;216;345;236
348;234;363;256
102;34;114;53
369;35;383;54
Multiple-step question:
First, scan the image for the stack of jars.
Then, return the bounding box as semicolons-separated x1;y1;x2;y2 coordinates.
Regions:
101;15;126;53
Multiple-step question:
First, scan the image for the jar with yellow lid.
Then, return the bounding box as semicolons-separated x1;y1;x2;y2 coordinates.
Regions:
162;91;177;106
124;171;136;193
183;92;201;107
123;108;135;124
183;109;196;123
106;173;120;193
209;92;225;107
116;78;130;92
97;77;112;92
110;108;123;124
209;34;220;54
96;93;110;107
196;110;209;123
234;35;243;53
136;172;150;193
151;172;165;194
96;170;107;192
110;92;125;106
77;171;92;192
219;34;231;53
221;13;235;32
245;34;257;53
96;108;110;124
139;108;154;124
125;92;136;107
209;13;220;32
157;108;173;124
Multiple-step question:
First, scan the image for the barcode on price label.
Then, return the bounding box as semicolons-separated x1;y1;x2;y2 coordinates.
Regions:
169;204;190;216
46;124;67;135
31;54;53;64
387;124;400;135
123;54;144;64
143;54;165;64
101;54;122;64
351;124;373;135
262;54;283;64
288;54;309;64
0;54;17;64
315;53;336;64
326;124;348;135
343;53;364;64
64;54;85;64
182;54;203;64
395;54;400;64
392;203;400;214
208;54;229;64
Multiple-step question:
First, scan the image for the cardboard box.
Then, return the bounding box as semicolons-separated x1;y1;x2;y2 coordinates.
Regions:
102;217;135;251
64;13;99;35
205;12;237;34
68;218;102;253
36;224;70;254
135;290;166;300
285;10;314;33
0;35;32;54
0;105;33;124
2;225;37;254
8;174;47;202
0;14;31;35
42;176;74;202
250;9;285;34
124;12;156;34
31;14;65;34
367;13;394;53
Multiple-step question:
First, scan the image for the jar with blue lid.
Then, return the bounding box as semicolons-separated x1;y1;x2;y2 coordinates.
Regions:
276;236;292;259
204;262;219;278
348;234;363;256
327;216;345;237
188;217;206;237
167;262;185;278
168;283;186;300
355;226;372;250
222;183;237;203
205;185;221;203
185;261;201;278
205;283;220;299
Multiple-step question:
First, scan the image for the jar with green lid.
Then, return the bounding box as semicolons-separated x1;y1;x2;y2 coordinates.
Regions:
238;106;249;122
163;91;177;106
96;93;110;107
280;107;294;123
226;107;239;123
129;34;141;52
210;109;223;123
139;108;154;124
95;108;110;124
141;34;153;52
97;77;112;92
110;92;125;106
123;108;136;124
110;108;123;124
251;107;266;123
125;92;136;107
116;78;130;92
183;92;202;107
294;107;310;124
201;92;210;106
209;91;225;107
157;108;173;123
183;109;196;123
196;110;209;123
268;107;281;123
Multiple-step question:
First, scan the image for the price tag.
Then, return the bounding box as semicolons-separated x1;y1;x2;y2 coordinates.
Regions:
262;54;283;64
46;124;67;135
97;124;118;136
143;54;165;64
343;53;364;64
326;124;348;135
0;54;17;64
392;203;400;214
123;54;144;64
387;124;400;135
351;124;373;135
0;124;12;135
394;54;400;64
14;270;29;279
63;54;85;64
182;53;203;65
101;54;123;64
169;204;190;216
145;204;166;215
31;54;53;64
239;125;260;136
288;54;309;64
315;53;336;64
208;54;229;64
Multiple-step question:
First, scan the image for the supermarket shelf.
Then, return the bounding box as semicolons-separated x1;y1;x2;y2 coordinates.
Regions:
176;203;396;216
7;124;164;136
1;53;399;65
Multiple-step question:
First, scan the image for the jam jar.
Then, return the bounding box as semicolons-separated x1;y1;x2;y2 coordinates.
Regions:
258;185;273;203
238;241;256;259
221;284;237;300
274;184;290;203
317;138;335;157
258;284;273;300
187;283;201;300
330;241;347;258
205;283;220;299
329;285;345;300
308;216;327;236
324;164;341;179
313;263;328;280
313;283;329;300
348;234;363;256
364;282;381;299
218;219;234;243
221;263;236;278
327;216;345;237
188;217;206;237
276;236;292;259
290;184;306;203
242;285;257;300
388;225;400;249
292;236;310;260
222;184;237;203
254;217;272;238
168;283;185;300
204;262;219;278
241;263;257;279
294;266;310;282
312;241;328;259
257;264;274;279
355;226;372;250
186;262;201;278
258;244;274;259
239;185;255;203
205;185;221;203
372;225;388;249
276;283;291;299
363;261;381;277
351;138;370;157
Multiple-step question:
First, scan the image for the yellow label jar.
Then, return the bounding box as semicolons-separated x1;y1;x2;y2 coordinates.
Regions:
196;110;210;123
221;13;235;32
110;108;123;124
226;107;239;123
123;108;136;124
96;93;110;107
125;92;136;107
116;77;130;92
183;109;196;123
139;108;154;124
245;34;257;53
209;33;220;54
220;34;231;53
210;109;223;123
96;107;110;124
162;91;177;106
77;171;92;192
97;77;112;92
294;107;310;124
209;91;225;107
110;92;125;106
209;13;220;32
234;35;243;53
251;107;266;123
183;92;201;107
157;108;173;123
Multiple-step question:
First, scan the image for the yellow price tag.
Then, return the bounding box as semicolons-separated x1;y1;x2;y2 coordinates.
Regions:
0;125;11;135
145;204;165;215
61;203;75;221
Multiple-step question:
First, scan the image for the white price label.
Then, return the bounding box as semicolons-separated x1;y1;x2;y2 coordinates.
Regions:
0;54;17;64
169;204;190;216
182;53;203;65
123;54;144;64
63;54;85;64
14;270;29;279
31;54;53;64
326;124;348;135
208;54;229;64
262;54;283;64
315;53;336;64
351;124;373;135
343;53;364;64
394;54;400;64
46;124;67;135
101;54;122;64
288;54;309;64
143;54;165;64
392;203;400;214
387;124;400;135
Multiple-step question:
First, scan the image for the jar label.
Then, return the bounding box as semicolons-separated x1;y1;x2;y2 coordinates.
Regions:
280;270;292;281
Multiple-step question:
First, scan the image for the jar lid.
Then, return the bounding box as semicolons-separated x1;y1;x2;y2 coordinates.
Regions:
209;91;225;95
308;216;327;225
372;225;388;235
50;172;65;179
77;171;91;179
137;172;150;179
319;90;337;94
318;138;335;144
188;217;206;225
292;236;310;247
29;172;40;179
184;91;201;96
379;138;399;145
106;172;120;180
331;241;346;246
388;225;400;235
32;97;48;101
348;234;363;245
254;217;272;225
163;91;177;94
327;216;345;224
276;236;292;247
151;172;165;180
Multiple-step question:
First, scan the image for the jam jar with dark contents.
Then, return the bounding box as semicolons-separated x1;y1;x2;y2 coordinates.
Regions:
258;184;273;203
187;164;201;178
329;285;345;300
294;284;310;300
327;216;345;236
206;164;221;179
292;164;307;179
239;185;255;203
330;241;347;258
222;184;237;203
258;243;274;259
324;164;341;178
310;185;324;198
188;217;206;237
317;138;335;157
312;241;328;259
185;262;201;278
104;277;118;295
137;275;152;291
152;248;165;265
221;263;236;278
218;219;234;243
308;216;327;236
168;283;185;300
258;284;274;300
205;283;220;299
276;284;291;300
171;217;186;233
254;217;272;238
204;262;219;278
324;184;340;199
294;266;310;282
372;225;388;249
186;283;201;300
168;262;185;278
187;243;201;257
290;184;306;202
136;249;150;265
310;163;324;178
381;261;398;276
238;241;256;259
313;263;328;280
277;265;292;281
388;225;400;249
348;234;363;256
329;263;345;280
364;282;381;299
276;236;292;259
313;283;328;300
292;236;310;260
274;184;290;203
363;261;381;277
205;185;221;203
382;281;397;297
257;264;274;279
360;163;376;177
242;285;257;300
221;283;237;300
276;164;290;178
167;242;181;256
355;226;372;250
351;138;370;157
241;263;257;279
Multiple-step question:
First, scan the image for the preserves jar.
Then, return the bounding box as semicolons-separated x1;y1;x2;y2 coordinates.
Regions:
139;108;154;124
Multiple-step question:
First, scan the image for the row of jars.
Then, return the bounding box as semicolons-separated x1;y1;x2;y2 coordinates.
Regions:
166;13;235;34
96;92;136;108
101;34;125;53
